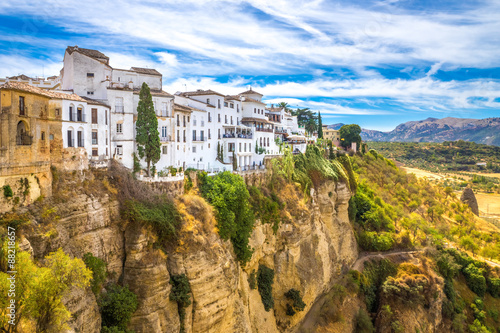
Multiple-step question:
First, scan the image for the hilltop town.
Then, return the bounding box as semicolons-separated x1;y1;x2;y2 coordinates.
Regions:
0;46;348;211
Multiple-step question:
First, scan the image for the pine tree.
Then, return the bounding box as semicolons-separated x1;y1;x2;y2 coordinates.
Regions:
136;82;161;176
217;142;221;160
318;112;323;139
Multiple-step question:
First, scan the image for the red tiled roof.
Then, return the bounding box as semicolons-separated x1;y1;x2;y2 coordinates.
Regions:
0;81;86;102
239;89;263;96
66;46;109;62
130;67;162;76
180;89;225;97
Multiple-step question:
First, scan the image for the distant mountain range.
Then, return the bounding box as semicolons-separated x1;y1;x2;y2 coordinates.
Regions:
328;117;500;146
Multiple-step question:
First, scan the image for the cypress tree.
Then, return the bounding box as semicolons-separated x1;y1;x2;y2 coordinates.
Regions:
233;151;238;171
318;112;323;139
136;82;161;176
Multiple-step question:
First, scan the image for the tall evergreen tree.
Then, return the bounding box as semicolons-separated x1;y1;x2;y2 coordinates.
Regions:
136;82;161;176
318;112;323;139
232;151;238;171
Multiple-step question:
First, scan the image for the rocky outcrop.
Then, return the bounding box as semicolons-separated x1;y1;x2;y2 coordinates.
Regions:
460;186;479;216
21;177;357;333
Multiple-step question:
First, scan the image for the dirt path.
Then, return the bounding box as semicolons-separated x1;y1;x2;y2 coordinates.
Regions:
352;249;422;271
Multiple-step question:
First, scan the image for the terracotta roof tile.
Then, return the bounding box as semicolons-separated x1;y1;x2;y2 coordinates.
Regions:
130;67;162;76
66;46;109;61
239;89;263;96
180;89;225;97
0;81;86;102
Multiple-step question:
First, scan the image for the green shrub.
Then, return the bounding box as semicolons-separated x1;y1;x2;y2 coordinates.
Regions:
198;171;254;264
169;274;191;333
100;284;138;331
83;253;107;296
248;186;282;233
354;308;375;333
122;200;181;249
358;231;394;251
284;288;306;315
257;265;274;311
248;270;257;290
2;185;13;198
184;173;193;192
487;277;500;298
463;263;487;297
436;252;461;279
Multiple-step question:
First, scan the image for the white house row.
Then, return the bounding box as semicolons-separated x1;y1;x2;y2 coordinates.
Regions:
1;46;308;173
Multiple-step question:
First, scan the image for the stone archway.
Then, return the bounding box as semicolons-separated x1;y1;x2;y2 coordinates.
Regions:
16;120;31;145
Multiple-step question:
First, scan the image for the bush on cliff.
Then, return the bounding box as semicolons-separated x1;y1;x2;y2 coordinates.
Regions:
198;171;254;264
257;264;275;311
83;252;107;296
100;283;138;332
169;274;191;333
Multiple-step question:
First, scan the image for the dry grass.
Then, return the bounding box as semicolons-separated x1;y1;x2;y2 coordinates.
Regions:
175;192;217;253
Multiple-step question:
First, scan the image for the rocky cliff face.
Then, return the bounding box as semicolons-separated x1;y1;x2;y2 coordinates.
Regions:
21;177;357;333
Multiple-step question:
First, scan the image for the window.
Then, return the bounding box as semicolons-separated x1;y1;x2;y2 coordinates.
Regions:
49;134;54;140
162;146;168;154
244;143;247;152
116;123;123;133
225;115;228;124
239;142;241;152
87;91;94;95
162;126;168;138
19;96;26;115
69;106;74;121
92;148;98;156
218;114;221;122
254;108;256;113
230;116;233;125
106;131;108;145
92;131;98;145
228;143;235;152
193;146;197;153
87;73;94;77
77;107;84;122
183;130;186;142
218;100;221;108
105;110;108;124
200;130;204;141
237;104;239;112
91;108;98;124
115;97;124;113
177;114;180;126
208;112;212;122
230;103;234;108
183;116;186;127
77;130;84;147
218;129;221;139
208;129;211;139
224;101;228;107
267;137;270;146
67;131;74;147
55;108;60;116
207;98;210;104
193;116;197;126
162;102;168;117
193;130;197;141
249;143;251;152
116;145;123;155
106;147;108;156
177;130;180;142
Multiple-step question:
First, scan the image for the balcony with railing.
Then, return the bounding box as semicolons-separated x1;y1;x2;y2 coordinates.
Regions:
192;136;206;142
255;127;273;133
69;112;86;122
161;135;172;142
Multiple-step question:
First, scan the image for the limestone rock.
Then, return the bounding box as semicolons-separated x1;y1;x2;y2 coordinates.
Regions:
460;186;479;216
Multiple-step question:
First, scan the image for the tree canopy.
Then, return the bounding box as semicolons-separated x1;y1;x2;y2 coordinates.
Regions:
339;124;362;149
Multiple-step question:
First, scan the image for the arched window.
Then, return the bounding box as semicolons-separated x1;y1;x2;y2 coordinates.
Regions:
16;121;31;145
69;104;75;121
267;137;270;146
67;127;74;147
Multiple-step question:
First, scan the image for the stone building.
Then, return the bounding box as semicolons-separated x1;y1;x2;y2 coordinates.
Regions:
0;81;86;212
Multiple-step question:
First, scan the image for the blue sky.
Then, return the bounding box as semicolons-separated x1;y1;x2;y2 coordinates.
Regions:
1;0;499;131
